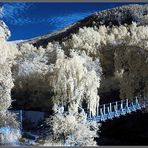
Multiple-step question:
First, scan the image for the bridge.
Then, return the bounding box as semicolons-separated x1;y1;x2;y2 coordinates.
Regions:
87;97;147;123
0;96;147;143
7;97;148;130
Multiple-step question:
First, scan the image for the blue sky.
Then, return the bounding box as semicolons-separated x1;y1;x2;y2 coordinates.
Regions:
0;2;145;41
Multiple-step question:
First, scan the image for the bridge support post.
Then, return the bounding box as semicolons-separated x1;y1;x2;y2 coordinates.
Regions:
114;102;119;117
131;102;136;111
126;99;128;107
135;96;141;110
100;108;105;122
110;103;112;112
121;100;125;115
126;99;131;113
103;104;106;115
107;107;112;119
116;101;118;109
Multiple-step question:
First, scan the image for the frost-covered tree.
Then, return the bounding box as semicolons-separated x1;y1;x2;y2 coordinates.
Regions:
42;105;99;146
13;22;148;110
69;27;101;56
65;23;148;100
14;41;102;115
12;43;71;110
114;45;148;99
0;20;20;144
13;41;101;145
47;48;101;115
0;20;18;116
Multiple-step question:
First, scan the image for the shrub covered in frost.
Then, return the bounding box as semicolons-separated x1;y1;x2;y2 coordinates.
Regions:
42;105;99;146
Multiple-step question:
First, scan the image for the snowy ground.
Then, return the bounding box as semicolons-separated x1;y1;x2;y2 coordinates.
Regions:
0;127;39;146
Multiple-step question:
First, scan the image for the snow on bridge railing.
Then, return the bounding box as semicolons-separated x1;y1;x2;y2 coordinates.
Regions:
87;96;147;123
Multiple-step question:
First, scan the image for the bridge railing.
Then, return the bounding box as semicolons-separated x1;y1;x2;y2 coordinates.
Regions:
87;97;147;122
8;97;147;127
